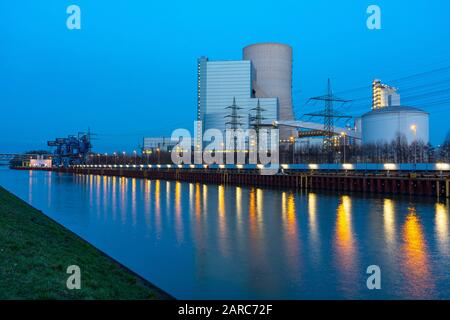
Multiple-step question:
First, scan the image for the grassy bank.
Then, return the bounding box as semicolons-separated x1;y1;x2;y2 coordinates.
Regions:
0;186;170;300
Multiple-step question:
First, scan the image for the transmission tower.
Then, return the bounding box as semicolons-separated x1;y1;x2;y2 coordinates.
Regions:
304;79;351;161
224;97;243;158
250;99;266;134
225;97;243;130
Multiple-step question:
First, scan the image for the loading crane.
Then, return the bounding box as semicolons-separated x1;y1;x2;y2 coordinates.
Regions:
47;131;93;167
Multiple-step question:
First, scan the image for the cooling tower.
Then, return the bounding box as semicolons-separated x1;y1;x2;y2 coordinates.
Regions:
243;43;294;141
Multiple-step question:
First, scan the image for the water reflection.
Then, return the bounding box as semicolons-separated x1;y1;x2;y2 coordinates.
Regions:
174;182;183;243
334;195;357;297
1;168;448;300
401;207;435;298
383;199;396;248
154;180;161;236
282;191;300;280
308;193;319;250
435;203;449;256
144;180;151;229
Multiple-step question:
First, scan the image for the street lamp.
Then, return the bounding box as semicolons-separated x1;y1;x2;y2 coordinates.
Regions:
410;124;417;169
156;148;161;164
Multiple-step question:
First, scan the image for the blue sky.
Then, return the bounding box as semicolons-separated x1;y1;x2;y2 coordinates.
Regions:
1;0;449;153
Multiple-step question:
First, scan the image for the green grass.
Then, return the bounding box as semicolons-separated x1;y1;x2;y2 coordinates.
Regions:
0;186;169;300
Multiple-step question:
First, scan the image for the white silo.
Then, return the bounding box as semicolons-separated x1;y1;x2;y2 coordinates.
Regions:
361;106;429;144
243;43;294;141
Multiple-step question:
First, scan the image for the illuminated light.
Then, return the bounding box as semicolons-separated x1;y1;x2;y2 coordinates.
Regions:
178;165;183;168
236;165;243;169
166;165;171;168
257;164;264;169
132;165;136;168
190;164;195;169
203;164;208;168
309;164;318;170
119;165;123;168
126;165;129;168
148;164;152;168
140;164;144;168
384;163;397;170
281;164;289;169
436;163;450;171
343;163;353;170
219;164;225;169
157;164;161;168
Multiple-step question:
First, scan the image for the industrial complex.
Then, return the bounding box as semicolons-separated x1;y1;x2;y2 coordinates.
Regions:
7;42;449;198
142;42;430;162
5;42;440;168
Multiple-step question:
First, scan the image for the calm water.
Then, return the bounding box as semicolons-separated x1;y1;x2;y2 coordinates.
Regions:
0;167;449;299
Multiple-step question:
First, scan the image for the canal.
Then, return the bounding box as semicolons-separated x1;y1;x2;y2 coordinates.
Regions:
0;167;448;299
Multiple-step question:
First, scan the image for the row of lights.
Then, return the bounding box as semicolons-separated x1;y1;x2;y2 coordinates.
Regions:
73;163;450;171
74;164;269;170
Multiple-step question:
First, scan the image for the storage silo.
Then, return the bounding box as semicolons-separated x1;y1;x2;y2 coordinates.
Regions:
361;106;429;144
243;43;294;141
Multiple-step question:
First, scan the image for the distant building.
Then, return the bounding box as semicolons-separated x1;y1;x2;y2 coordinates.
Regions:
29;158;52;168
372;79;401;110
142;137;179;154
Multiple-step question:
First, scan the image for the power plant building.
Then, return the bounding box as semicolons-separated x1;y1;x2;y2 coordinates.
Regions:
196;56;278;141
361;79;429;145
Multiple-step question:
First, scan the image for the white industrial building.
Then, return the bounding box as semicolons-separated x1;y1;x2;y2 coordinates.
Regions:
196;43;295;151
361;106;429;144
197;57;278;132
29;158;52;168
361;79;429;145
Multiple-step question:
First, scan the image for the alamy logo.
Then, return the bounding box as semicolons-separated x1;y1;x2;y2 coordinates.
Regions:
170;121;280;174
66;5;81;30
367;5;381;30
66;265;81;290
366;265;381;290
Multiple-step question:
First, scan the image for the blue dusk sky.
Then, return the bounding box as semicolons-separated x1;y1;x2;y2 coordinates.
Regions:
1;0;450;153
